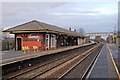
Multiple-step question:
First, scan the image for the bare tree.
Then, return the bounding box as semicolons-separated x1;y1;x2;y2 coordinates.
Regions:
77;28;85;36
0;27;4;42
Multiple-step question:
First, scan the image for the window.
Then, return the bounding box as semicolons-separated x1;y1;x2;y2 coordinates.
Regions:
45;34;49;49
51;34;56;47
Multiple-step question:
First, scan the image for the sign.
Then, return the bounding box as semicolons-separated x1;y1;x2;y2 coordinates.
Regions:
28;36;39;39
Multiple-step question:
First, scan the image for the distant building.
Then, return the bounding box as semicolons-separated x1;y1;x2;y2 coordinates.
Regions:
95;36;101;43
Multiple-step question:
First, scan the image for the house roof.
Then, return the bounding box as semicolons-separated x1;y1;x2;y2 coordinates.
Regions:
3;20;83;37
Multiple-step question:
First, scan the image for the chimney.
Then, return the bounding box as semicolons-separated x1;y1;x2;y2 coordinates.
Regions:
74;29;76;32
69;28;71;31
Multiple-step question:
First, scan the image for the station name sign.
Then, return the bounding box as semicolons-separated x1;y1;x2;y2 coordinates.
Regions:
28;36;39;39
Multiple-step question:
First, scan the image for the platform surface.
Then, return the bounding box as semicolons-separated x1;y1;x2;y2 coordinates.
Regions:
0;43;93;66
0;46;78;65
88;43;119;79
108;43;120;72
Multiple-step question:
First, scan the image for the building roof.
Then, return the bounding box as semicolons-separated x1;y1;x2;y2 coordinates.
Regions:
3;20;83;37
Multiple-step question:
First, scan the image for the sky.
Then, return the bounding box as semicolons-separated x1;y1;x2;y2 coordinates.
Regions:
1;0;119;33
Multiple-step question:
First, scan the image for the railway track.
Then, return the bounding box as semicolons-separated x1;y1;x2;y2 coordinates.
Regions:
8;45;100;80
3;44;95;80
33;44;102;79
58;44;103;80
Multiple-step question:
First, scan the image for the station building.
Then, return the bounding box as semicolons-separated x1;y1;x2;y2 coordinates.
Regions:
3;20;85;51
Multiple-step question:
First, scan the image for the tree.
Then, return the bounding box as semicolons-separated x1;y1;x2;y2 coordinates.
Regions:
0;27;4;42
77;28;85;36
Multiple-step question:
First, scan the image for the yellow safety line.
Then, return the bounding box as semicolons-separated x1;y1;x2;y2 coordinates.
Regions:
107;44;120;80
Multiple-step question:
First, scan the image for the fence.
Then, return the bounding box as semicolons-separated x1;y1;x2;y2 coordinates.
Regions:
2;38;15;51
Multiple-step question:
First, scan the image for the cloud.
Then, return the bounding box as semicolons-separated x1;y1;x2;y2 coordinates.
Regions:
0;3;2;26
1;0;120;2
2;2;118;33
52;8;117;16
2;2;66;18
52;11;98;16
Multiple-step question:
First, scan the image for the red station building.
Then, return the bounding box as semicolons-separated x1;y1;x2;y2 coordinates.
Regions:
3;20;85;51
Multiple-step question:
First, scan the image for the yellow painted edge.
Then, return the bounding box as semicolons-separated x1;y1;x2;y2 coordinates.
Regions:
107;44;120;80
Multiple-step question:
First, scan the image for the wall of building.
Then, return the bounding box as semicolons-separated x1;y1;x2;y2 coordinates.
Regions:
78;38;84;45
14;32;80;51
56;36;65;48
15;33;46;50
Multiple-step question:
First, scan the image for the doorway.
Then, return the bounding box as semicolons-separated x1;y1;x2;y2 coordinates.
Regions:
45;34;49;50
17;38;22;50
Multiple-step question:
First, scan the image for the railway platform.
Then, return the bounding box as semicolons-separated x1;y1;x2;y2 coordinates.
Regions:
88;43;120;79
108;43;120;72
0;43;94;66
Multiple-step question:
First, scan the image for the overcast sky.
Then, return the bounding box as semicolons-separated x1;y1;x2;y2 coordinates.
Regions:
1;0;119;33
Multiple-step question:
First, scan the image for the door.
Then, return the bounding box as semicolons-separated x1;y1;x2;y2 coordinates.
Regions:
51;34;56;48
17;38;22;50
45;34;49;50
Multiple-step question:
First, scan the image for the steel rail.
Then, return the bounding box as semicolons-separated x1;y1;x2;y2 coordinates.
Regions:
31;45;99;79
4;45;94;80
81;44;102;79
57;44;102;80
